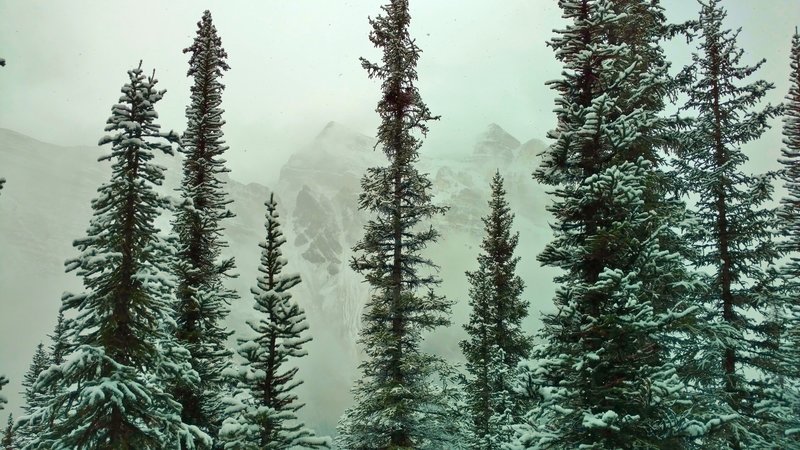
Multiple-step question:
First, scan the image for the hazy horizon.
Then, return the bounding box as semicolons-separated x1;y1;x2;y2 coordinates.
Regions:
1;1;798;184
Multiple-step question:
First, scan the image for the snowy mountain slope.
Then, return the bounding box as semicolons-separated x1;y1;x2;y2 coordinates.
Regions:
0;123;558;438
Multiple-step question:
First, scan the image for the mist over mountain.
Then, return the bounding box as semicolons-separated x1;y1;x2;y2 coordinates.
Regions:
0;122;557;437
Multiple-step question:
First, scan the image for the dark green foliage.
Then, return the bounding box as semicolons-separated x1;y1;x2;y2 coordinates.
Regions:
172;11;237;440
18;319;67;446
775;27;800;445
515;1;702;448
219;194;328;449
21;343;50;415
23;63;208;450
2;414;15;450
336;1;460;448
48;312;67;367
460;171;530;448
674;0;789;446
16;344;50;446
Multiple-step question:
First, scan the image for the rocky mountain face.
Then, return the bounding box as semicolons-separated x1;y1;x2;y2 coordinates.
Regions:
0;122;557;438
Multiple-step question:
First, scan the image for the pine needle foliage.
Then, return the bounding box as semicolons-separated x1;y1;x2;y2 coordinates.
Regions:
674;0;789;446
336;1;460;448
23;63;209;450
514;1;704;448
461;171;531;449
172;10;238;441
219;194;328;449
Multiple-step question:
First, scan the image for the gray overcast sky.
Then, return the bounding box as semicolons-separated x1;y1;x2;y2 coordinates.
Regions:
0;0;799;184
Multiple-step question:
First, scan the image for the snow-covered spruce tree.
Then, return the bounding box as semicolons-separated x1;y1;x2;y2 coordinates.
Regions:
674;0;789;447
460;171;530;449
218;194;328;449
18;314;71;447
23;63;209;450
2;413;14;449
15;343;50;446
48;312;67;367
513;1;704;448
21;344;50;415
778;28;800;441
171;11;237;442
336;1;460;448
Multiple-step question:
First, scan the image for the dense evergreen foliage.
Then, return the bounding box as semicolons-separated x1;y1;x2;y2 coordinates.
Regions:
674;0;791;446
16;343;50;446
336;1;461;448
514;1;703;448
2;413;14;449
172;11;238;442
461;172;530;449
219;194;327;449
21;344;49;416
22;64;209;450
776;26;800;445
48;312;67;367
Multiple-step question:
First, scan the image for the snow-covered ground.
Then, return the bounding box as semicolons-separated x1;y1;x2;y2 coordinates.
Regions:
0;122;557;437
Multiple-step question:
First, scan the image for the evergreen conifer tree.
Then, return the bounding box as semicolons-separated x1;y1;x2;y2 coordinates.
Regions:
336;1;460;448
172;11;237;442
2;413;14;450
514;1;703;448
48;312;67;367
23;63;209;450
16;344;50;446
674;0;788;446
21;344;50;415
219;194;328;449
774;26;800;445
460;171;530;449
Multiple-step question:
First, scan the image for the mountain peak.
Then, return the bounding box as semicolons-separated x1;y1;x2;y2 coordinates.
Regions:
314;121;368;143
473;123;519;163
479;123;519;148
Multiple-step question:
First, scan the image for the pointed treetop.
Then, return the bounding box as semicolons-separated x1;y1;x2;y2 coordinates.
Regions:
184;9;230;75
1;413;14;448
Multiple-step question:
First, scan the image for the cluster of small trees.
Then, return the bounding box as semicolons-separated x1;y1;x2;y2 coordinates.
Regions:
2;0;800;449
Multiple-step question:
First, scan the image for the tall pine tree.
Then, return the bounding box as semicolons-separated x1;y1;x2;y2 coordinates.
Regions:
172;10;237;441
674;0;788;447
1;413;14;450
775;25;800;445
219;194;328;449
460;171;530;449
23;63;209;450
336;1;460;448
514;1;703;448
